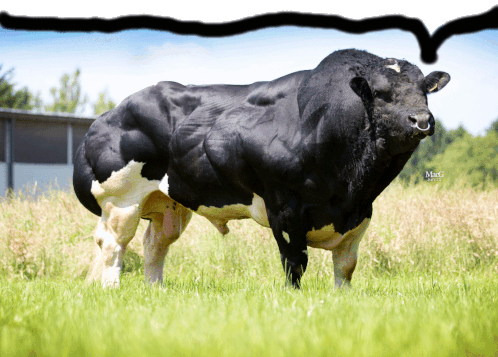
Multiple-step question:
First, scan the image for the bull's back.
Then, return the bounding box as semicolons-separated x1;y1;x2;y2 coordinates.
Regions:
73;75;307;216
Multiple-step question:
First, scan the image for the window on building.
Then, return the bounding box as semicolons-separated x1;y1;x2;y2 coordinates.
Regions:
14;120;67;164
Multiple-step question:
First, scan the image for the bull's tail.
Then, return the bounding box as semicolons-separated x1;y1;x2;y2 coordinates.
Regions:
73;136;102;217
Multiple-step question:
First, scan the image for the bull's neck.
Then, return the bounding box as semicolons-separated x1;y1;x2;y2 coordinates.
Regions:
350;137;393;203
319;123;394;206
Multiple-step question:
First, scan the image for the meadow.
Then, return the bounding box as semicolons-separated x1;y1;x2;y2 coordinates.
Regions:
0;182;497;356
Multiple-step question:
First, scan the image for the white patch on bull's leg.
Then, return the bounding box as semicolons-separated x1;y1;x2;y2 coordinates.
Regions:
90;160;162;288
143;215;168;284
331;218;370;288
196;193;270;233
142;192;192;284
102;262;124;288
282;231;290;243
305;218;370;287
95;201;141;288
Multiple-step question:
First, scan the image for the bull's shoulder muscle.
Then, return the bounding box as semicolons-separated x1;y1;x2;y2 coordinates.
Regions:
245;70;309;107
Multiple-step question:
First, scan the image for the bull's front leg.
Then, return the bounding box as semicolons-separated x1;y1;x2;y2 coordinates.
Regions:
267;196;309;288
332;243;358;288
332;218;370;288
278;232;308;288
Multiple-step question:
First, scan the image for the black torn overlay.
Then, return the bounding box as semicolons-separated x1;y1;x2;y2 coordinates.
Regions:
0;8;497;64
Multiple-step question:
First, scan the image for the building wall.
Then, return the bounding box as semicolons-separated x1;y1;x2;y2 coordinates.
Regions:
0;163;6;194
0;109;95;196
14;120;68;164
14;164;74;193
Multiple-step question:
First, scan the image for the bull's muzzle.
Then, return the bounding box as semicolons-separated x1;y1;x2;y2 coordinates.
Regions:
408;113;432;133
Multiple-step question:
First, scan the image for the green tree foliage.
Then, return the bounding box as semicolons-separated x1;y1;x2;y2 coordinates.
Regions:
399;118;498;188
448;124;468;141
45;69;88;114
0;65;41;110
93;90;116;116
429;131;498;188
487;118;498;135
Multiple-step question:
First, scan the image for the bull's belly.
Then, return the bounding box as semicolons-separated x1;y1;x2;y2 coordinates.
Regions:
89;160;369;250
196;194;270;234
306;218;370;250
195;194;371;251
90;160;269;234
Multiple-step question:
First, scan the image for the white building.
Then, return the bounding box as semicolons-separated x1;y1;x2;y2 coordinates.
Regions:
0;108;95;195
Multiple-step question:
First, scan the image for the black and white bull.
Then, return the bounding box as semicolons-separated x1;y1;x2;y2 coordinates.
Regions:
73;49;450;288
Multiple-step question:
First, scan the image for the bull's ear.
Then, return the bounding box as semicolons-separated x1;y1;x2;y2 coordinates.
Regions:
350;77;373;103
425;71;450;93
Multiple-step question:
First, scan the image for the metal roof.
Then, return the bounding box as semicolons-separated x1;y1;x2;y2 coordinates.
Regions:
0;107;96;125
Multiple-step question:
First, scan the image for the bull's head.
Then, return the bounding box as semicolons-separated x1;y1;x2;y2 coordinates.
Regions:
349;58;450;155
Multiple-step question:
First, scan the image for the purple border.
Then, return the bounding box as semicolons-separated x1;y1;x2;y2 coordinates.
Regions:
0;0;497;32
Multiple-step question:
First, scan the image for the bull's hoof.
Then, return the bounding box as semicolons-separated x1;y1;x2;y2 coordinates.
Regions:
284;278;302;289
334;279;352;290
102;280;120;289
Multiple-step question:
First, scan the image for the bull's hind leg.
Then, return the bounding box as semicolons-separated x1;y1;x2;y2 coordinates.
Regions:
95;201;142;287
142;192;192;284
90;160;162;287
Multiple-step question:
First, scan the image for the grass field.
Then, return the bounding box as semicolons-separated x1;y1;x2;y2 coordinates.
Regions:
0;183;497;356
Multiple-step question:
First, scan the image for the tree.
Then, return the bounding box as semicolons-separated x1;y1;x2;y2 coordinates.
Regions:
45;69;88;114
447;124;468;143
487;118;498;135
429;131;498;188
0;65;40;110
93;90;116;116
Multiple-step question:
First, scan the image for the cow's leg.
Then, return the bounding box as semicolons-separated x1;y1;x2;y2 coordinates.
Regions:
143;206;192;284
267;199;308;288
332;238;360;288
332;218;370;288
278;237;308;289
95;201;141;288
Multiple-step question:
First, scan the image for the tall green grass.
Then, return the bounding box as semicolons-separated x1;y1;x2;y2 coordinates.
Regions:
1;273;497;357
0;183;497;356
0;182;496;281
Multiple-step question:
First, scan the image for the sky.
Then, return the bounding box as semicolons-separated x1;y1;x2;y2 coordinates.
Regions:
1;2;497;135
